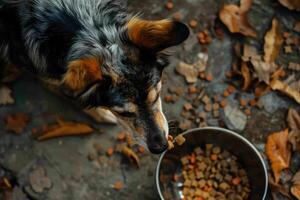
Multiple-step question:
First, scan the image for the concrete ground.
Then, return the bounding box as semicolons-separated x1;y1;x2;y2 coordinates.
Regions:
0;0;300;199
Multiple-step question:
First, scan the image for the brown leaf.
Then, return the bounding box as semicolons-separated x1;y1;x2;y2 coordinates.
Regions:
36;119;94;140
175;62;198;84
287;109;300;151
265;129;291;183
268;174;291;198
0;86;14;106
270;79;300;104
219;0;257;37
241;61;251;90
251;57;278;84
264;18;283;63
291;171;300;200
4;113;29;134
291;184;300;200
278;0;300;11
117;145;140;168
242;44;259;62
264;19;283;63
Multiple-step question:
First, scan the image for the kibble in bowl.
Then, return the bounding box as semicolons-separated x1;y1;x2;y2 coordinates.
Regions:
156;127;268;200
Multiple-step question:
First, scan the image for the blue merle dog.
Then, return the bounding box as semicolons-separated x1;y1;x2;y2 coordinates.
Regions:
0;0;189;154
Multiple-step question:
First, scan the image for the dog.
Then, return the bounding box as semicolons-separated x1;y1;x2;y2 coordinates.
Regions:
0;0;189;154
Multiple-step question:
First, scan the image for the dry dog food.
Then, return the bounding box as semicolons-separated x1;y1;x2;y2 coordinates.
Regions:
174;144;251;200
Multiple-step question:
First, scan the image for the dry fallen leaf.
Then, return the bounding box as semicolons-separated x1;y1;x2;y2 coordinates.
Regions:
270;79;300;104
264;18;283;63
287;109;300;151
219;0;257;37
251;57;278;84
241;61;251;90
0;86;14;106
175;62;198;84
29;166;52;193
265;129;291;183
278;0;300;11
4;113;29;134
268;174;291;198
242;44;259;62
291;171;300;199
117;145;140;168
36;119;94;140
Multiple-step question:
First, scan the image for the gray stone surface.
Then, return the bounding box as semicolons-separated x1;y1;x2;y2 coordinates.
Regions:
0;0;300;200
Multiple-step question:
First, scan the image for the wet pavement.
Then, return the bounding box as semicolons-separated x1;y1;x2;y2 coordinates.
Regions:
1;0;300;199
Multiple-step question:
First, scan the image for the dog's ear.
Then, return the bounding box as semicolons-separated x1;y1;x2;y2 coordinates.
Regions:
62;57;103;96
127;17;189;52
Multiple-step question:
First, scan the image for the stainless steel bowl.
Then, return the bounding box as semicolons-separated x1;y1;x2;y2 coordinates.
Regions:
156;127;268;200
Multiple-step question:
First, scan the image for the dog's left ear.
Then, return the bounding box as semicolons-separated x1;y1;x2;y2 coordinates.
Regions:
62;57;103;96
127;17;189;52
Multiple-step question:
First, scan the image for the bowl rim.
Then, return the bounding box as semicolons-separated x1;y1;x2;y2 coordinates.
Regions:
155;126;268;200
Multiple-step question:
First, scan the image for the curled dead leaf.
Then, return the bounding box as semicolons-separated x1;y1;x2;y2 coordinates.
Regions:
268;174;291;198
270;79;300;104
36;119;94;140
241;61;251;90
251;58;278;84
264;18;283;63
4;113;29;134
287;109;300;151
291;171;300;199
265;129;291;183
119;145;140;168
219;0;257;37
278;0;300;11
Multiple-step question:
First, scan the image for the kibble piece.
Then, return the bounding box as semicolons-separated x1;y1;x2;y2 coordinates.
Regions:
117;131;126;141
184;103;193;111
113;181;124;190
244;109;251;116
106;147;114;156
181;156;189;165
165;2;174;10
213;103;220;110
223;90;230;97
239;98;247;107
202;95;211;105
189;19;198;28
164;95;174;103
213;110;220;118
204;104;212;112
227;85;236;94
175;134;186;146
172;12;182;21
194;147;203;155
168;140;174;150
220;99;227;108
212;146;221;154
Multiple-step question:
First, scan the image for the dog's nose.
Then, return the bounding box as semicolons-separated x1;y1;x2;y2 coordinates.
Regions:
148;133;168;154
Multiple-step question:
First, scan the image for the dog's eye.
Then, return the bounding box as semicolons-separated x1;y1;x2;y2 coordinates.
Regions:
117;111;136;118
121;57;131;65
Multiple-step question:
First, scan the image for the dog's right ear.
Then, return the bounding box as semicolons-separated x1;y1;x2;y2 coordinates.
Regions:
61;57;103;97
127;17;190;52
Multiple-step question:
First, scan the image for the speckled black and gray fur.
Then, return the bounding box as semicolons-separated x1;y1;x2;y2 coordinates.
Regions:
0;0;189;154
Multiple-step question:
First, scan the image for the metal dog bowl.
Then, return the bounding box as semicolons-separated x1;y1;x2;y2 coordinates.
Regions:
156;127;268;200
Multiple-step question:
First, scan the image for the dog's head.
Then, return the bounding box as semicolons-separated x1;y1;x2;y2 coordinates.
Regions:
62;17;189;154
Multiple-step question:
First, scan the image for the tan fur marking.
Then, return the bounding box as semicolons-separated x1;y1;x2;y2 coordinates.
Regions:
127;17;173;49
63;58;102;91
154;111;166;131
147;88;158;103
